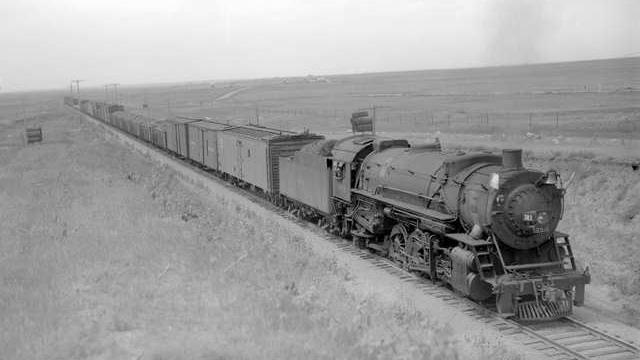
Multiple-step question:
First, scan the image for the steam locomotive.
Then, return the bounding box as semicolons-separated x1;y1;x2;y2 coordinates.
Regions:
66;97;590;321
278;114;590;321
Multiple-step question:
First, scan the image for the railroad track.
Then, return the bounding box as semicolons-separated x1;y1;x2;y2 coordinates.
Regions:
514;318;639;360
75;108;640;360
329;240;639;360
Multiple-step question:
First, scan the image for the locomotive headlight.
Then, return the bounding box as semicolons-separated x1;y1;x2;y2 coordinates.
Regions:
489;173;500;190
536;211;550;225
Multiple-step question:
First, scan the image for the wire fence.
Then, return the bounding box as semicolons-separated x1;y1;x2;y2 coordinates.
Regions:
102;90;640;142
244;106;640;140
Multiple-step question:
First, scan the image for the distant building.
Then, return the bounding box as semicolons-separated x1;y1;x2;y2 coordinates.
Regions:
305;75;330;83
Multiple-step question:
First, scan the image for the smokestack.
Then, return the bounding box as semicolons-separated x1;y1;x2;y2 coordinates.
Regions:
502;149;523;169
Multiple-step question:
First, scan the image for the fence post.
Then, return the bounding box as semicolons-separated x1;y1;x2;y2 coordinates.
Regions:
424;110;429;132
529;113;532;131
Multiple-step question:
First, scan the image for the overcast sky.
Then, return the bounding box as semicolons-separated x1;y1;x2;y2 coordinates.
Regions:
1;0;638;91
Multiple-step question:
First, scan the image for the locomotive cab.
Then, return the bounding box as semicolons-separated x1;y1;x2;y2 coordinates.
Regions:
331;135;378;202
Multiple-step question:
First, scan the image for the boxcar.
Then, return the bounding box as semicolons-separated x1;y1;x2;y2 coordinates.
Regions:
166;117;199;157
114;112;123;130
187;120;233;170
151;121;169;150
64;96;75;107
111;111;134;135
79;100;91;114
94;102;118;122
123;115;132;134
107;104;124;125
139;122;151;142
91;102;104;120
217;125;323;194
280;140;335;214
111;111;128;132
128;115;139;136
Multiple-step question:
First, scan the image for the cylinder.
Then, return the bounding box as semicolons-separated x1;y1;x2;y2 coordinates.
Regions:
502;149;523;169
466;273;493;301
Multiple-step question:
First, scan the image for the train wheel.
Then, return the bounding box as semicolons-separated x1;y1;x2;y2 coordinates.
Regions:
407;229;430;273
350;224;368;249
326;215;340;235
389;224;408;268
340;218;351;238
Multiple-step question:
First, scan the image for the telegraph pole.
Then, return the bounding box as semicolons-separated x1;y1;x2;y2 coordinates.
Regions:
21;97;27;146
371;105;377;135
71;79;84;93
105;83;120;104
113;84;119;104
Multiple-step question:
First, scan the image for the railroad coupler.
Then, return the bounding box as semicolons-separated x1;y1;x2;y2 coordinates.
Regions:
495;272;588;320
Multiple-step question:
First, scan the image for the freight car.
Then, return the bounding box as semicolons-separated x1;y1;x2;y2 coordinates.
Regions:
110;111;156;141
280;139;336;217
187;120;233;171
65;98;589;321
150;121;169;149
166;117;199;158
217;125;323;194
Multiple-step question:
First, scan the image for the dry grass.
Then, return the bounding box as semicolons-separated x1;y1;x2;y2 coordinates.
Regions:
0;106;517;359
69;57;639;142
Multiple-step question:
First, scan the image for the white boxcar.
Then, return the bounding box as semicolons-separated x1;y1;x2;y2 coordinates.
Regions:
217;125;323;193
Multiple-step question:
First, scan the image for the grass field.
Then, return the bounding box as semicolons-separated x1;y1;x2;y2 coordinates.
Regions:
71;57;639;142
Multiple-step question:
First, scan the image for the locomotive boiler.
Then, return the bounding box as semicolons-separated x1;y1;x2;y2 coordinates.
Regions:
328;136;589;320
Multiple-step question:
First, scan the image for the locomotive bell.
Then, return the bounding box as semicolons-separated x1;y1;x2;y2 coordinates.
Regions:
502;149;523;170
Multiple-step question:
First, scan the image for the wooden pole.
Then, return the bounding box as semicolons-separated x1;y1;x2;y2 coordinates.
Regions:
372;106;376;135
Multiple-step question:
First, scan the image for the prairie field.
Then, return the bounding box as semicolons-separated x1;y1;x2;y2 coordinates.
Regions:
74;57;639;161
78;57;639;142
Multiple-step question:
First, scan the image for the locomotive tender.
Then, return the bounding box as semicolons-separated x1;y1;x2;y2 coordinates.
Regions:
65;97;589;321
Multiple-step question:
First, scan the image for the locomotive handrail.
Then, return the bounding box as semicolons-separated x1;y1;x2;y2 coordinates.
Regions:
490;234;508;272
377;185;439;202
352;189;455;222
505;261;563;271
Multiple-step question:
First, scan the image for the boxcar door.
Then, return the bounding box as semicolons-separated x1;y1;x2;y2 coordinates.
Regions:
236;139;244;179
